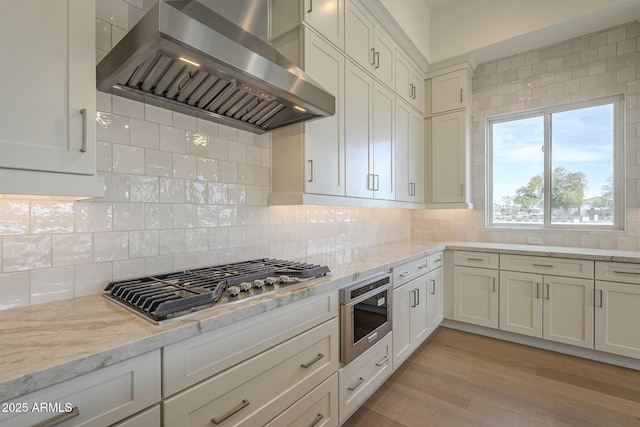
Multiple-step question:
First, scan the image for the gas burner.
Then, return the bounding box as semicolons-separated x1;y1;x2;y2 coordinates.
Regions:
103;258;330;323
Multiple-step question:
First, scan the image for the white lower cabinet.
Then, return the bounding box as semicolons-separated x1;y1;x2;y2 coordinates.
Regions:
499;271;594;349
113;405;161;427
338;332;392;424
453;265;499;328
0;351;160;427
595;264;640;359
426;263;444;336
163;319;339;426
392;275;428;367
265;374;338;427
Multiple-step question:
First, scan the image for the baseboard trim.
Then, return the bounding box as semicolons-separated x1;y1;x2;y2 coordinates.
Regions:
440;319;640;371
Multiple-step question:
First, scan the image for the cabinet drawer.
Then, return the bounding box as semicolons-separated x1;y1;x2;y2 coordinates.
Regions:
454;251;499;269
265;373;338;427
163;319;339;427
338;332;392;424
429;252;443;271
0;351;160;427
113;405;160;427
393;257;428;288
500;254;593;279
596;261;640;284
163;291;337;397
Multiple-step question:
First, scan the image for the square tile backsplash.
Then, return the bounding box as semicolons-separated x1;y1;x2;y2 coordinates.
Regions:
0;0;411;310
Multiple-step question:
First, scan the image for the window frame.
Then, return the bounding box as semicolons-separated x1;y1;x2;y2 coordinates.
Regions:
486;94;625;230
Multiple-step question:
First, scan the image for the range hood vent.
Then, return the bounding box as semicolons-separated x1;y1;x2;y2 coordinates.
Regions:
96;0;335;134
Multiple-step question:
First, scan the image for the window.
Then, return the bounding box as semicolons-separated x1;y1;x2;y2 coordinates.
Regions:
487;95;624;229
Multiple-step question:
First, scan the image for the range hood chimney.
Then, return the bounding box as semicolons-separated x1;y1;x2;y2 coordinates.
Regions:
96;0;335;134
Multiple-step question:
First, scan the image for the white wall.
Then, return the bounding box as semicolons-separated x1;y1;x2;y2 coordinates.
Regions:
378;0;431;61
430;0;640;64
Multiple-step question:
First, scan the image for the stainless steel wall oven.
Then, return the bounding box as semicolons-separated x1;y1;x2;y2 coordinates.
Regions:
340;273;392;364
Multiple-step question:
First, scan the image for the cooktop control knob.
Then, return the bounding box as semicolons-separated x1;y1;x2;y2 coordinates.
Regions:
253;279;265;288
265;277;277;285
228;286;240;297
279;275;290;283
240;282;252;292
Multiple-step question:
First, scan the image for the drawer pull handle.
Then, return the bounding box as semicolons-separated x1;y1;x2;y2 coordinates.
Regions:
399;271;410;277
612;270;640;275
309;413;324;427
301;353;324;368
32;406;79;427
434;258;442;263
533;264;553;268
418;264;426;269
467;258;484;262
376;355;390;366
211;399;250;425
348;377;366;391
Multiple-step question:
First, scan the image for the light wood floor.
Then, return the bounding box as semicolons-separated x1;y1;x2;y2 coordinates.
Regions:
343;328;640;426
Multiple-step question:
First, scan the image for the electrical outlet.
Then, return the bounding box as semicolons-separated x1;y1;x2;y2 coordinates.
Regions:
527;237;543;245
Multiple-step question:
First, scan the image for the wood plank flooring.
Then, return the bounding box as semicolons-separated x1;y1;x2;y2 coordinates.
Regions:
343;328;640;426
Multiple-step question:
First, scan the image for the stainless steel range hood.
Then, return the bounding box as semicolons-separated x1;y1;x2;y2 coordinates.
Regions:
96;0;335;133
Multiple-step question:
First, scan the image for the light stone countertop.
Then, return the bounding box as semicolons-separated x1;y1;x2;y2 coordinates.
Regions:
2;239;640;402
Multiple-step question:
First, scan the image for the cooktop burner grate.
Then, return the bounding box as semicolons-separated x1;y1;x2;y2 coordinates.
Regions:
103;258;330;323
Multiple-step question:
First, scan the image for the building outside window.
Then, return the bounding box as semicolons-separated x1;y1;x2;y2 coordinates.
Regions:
487;95;624;229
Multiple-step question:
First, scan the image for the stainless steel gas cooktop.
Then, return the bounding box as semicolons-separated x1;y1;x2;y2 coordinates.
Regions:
103;258;330;324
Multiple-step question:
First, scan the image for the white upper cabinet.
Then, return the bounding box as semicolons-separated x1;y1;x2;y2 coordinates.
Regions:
396;50;425;114
345;61;395;201
345;0;394;88
430;110;470;204
396;99;424;203
431;68;470;114
0;0;103;197
270;28;345;203
271;0;344;49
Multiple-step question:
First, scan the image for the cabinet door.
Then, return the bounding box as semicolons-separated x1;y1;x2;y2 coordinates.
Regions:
395;100;423;203
595;281;640;359
431;110;468;203
431;69;468;114
303;0;343;48
409;108;425;202
453;266;499;328
345;61;373;199
412;278;429;346
544;276;594;349
0;0;96;176
344;0;374;72
499;271;542;338
396;52;424;114
427;267;443;335
303;29;345;197
372;82;395;200
372;29;394;88
392;283;413;368
395;100;412;202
